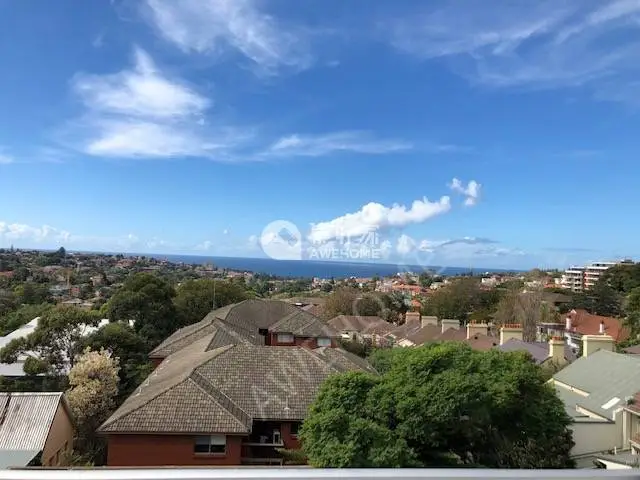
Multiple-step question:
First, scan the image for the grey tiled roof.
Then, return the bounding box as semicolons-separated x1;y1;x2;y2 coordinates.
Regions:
553;350;640;420
149;300;321;358
101;341;372;434
328;315;388;333
269;310;337;337
312;347;378;374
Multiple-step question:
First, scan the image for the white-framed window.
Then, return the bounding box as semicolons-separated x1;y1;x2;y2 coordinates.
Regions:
317;337;331;347
194;434;226;454
277;333;294;343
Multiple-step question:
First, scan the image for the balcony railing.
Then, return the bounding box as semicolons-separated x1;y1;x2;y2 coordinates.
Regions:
0;468;639;480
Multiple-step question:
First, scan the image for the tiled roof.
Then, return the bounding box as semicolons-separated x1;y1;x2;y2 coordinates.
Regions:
435;328;467;342
150;299;325;358
269;310;337;337
328;315;389;333
498;338;577;363
553;350;640;420
465;334;499;351
404;325;442;345
567;309;630;342
387;323;421;339
0;392;67;451
101;341;371;434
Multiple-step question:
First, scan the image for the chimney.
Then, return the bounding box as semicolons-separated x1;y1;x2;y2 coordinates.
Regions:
582;334;615;357
466;321;488;340
548;336;565;364
441;318;460;333
565;316;572;331
405;311;421;325
499;324;523;345
599;321;605;334
421;315;438;328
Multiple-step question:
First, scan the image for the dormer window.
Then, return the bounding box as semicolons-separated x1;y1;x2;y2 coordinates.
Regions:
277;333;294;343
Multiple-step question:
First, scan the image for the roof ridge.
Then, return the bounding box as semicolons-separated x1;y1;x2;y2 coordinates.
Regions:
100;344;235;432
302;345;347;373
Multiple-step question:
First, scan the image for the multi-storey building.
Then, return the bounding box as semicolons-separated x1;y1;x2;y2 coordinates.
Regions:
561;260;630;292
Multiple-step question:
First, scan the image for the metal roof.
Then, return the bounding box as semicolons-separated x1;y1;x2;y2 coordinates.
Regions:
0;449;40;469
0;393;63;451
553;350;640;420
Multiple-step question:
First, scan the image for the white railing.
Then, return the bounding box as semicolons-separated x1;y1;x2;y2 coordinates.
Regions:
0;469;638;480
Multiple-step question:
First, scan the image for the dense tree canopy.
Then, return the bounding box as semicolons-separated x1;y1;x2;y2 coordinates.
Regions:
174;279;249;326
106;273;177;347
301;343;575;468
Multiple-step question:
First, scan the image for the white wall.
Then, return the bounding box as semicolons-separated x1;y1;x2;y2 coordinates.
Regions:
571;419;623;458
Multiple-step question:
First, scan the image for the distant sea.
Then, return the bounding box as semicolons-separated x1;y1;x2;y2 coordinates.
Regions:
132;254;519;279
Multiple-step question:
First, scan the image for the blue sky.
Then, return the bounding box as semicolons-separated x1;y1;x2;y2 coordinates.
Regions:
1;0;639;269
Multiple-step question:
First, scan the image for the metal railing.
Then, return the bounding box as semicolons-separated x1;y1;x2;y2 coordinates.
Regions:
0;469;639;480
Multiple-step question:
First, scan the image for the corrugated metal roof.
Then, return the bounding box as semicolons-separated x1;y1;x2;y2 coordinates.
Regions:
0;392;63;450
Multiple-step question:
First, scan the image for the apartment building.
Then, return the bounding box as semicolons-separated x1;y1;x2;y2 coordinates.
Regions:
561;261;621;292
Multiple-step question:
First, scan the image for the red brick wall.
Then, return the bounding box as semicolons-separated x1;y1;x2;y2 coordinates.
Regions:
280;422;300;450
106;434;243;466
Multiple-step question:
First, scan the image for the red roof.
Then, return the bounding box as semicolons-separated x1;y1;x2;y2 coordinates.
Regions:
567;309;630;342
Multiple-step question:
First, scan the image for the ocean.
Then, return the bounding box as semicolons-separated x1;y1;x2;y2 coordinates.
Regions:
141;254;518;279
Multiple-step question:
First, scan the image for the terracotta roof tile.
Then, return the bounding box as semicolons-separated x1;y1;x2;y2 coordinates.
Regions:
567;309;630;342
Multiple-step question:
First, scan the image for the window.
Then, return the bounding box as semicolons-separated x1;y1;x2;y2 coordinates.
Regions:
194;435;226;454
277;333;294;343
317;337;331;347
291;422;301;437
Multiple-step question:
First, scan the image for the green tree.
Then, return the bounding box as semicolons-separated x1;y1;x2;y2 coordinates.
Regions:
174;279;248;326
66;348;119;465
76;322;152;400
0;305;99;375
323;288;359;319
0;303;51;336
106;273;178;347
301;343;575;468
13;282;52;305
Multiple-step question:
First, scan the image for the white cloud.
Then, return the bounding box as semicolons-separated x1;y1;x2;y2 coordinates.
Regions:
388;0;640;104
74;47;209;119
448;178;481;206
396;234;416;255
222;229;229;235
308;195;451;244
66;47;250;159
266;131;412;157
0;153;13;164
144;0;312;73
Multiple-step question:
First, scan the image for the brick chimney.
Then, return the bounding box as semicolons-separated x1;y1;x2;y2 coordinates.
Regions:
466;321;488;339
599;321;605;334
549;336;565;364
405;311;421;325
565;315;572;331
421;315;438;327
499;324;523;345
441;318;460;333
582;334;615;357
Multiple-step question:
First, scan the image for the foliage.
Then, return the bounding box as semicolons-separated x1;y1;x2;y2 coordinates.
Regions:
76;322;152;400
66;348;120;465
106;273;178;347
13;282;52;305
301;343;575;468
420;278;487;322
323;288;361;319
174;279;249;326
0;305;99;374
0;303;51;336
601;263;640;293
338;338;375;358
493;288;544;342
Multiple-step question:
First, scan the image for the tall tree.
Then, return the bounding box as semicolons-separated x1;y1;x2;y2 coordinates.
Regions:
106;273;177;347
301;343;575;468
66;348;120;464
174;279;248;326
0;305;99;375
493;289;544;342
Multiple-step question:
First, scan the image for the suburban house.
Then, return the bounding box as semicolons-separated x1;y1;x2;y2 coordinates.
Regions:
327;315;394;346
538;309;629;349
0;392;74;468
549;335;640;468
101;299;372;466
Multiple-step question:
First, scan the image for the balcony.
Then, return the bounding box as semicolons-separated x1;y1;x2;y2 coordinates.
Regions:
4;468;639;479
